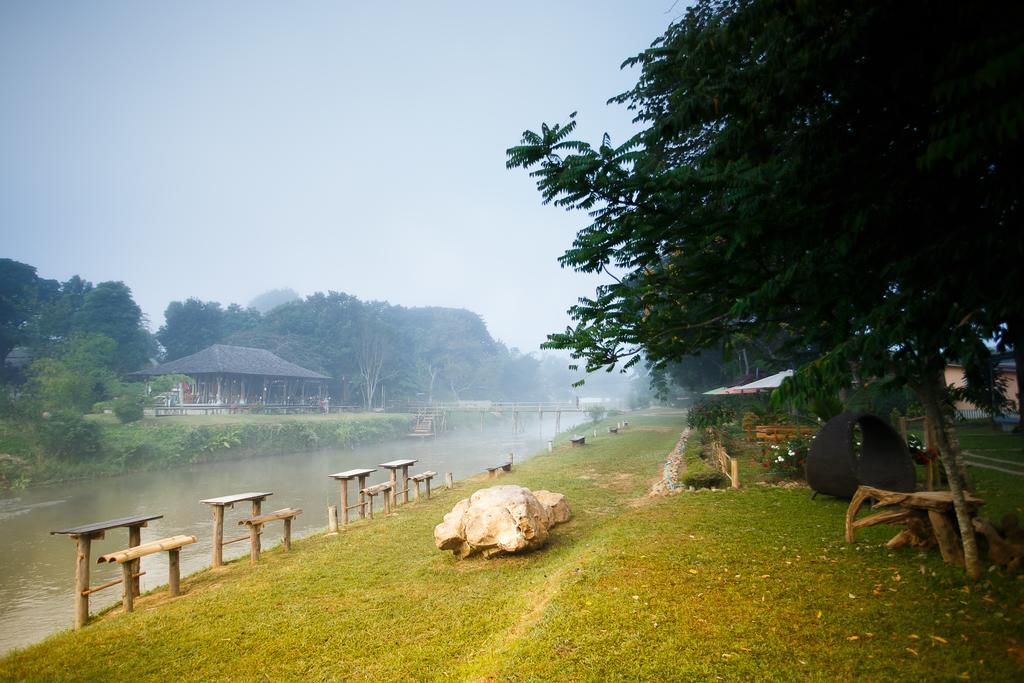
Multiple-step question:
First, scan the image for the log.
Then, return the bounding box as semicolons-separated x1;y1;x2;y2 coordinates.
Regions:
973;517;1022;567
928;510;965;567
222;533;250;546
852;508;916;532
121;562;134;612
128;525;142;598
83;572;146;596
328;505;339;534
74;534;92;629
283;517;292;552
168;549;181;596
98;535;197;564
885;529;916;550
212;505;225;568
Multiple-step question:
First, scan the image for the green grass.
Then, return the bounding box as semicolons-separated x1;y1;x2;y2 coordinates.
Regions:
2;410;1022;681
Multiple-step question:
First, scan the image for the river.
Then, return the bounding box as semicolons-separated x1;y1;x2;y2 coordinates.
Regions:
0;414;585;655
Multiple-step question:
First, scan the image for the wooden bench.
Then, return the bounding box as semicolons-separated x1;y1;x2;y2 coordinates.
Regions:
98;535;197;613
200;492;273;568
845;485;985;567
608;426;619;434
51;513;164;629
238;508;302;563
486;462;513;478
754;424;815;443
570;435;586;447
410;471;437;501
360;482;393;519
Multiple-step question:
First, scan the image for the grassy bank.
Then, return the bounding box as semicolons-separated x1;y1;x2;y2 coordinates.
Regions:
0;413;411;489
1;409;1022;681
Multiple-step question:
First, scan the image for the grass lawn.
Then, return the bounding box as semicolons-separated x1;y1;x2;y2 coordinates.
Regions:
1;410;1022;681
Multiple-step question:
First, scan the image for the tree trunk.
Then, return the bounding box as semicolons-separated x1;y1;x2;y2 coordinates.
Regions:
913;368;983;579
1007;318;1023;429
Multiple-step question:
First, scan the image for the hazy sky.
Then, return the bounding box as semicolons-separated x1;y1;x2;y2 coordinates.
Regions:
1;1;683;352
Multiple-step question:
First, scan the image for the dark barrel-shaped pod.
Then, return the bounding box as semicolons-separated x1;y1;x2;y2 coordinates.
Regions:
807;412;916;499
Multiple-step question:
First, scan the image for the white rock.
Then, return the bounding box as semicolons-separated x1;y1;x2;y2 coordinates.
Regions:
434;485;571;559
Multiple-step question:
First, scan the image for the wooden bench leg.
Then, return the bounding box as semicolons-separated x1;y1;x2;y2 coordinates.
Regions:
367;494;375;520
129;525;142;598
283;518;292;551
212;505;225;568
74;534;92;629
122;562;134;613
249;523;261;564
413;480;420;502
168;549;181;596
425;478;432;500
340;481;350;526
384;491;391;516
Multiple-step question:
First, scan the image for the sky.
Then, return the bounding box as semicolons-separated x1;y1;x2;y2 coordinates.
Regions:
1;1;685;352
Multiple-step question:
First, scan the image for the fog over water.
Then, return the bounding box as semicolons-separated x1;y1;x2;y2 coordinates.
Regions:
0;414;585;655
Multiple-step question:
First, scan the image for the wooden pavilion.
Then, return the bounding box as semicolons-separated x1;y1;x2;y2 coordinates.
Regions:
130;344;330;406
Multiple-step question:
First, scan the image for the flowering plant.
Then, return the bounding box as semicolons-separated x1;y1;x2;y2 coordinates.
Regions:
756;437;808;479
905;433;938;466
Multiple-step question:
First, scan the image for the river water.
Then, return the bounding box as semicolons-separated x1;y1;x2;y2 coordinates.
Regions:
0;414;584;655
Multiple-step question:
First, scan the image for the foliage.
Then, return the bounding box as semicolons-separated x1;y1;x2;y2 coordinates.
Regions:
248;288;301;314
681;468;728;489
0;258;58;371
33;411;102;460
686;399;736;431
112;396;145;423
755;437;809;480
587;405;607;424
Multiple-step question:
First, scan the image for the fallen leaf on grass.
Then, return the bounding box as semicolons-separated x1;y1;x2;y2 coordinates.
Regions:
688;569;699;575
909;634;920;640
906;648;918;656
847;635;860;641
816;611;822;619
931;635;949;644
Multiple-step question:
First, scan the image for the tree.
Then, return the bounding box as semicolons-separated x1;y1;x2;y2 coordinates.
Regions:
0;259;58;366
73;282;154;372
508;0;1024;578
248;288;300;314
158;298;228;361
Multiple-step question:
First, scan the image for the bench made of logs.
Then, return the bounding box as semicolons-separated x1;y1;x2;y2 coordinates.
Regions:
98;535;197;613
238;507;302;563
570;436;586;447
845;485;985;567
360;482;394;519
486;462;513;478
754;425;815;443
410;471;436;501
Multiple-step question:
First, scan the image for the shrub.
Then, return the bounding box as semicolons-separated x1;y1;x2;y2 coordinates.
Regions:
113;397;145;423
754;436;809;479
34;411;102;460
682;469;727;489
687;400;736;430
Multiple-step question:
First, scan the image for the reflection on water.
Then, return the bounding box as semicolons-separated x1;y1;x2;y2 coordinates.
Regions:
0;414;582;655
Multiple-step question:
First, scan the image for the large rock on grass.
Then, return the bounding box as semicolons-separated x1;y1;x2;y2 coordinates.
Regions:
434;485;571;559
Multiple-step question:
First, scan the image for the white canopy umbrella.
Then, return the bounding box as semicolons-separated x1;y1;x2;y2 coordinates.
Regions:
721;369;794;394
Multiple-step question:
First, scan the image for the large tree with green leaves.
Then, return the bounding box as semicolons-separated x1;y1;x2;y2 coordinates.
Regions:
509;0;1023;578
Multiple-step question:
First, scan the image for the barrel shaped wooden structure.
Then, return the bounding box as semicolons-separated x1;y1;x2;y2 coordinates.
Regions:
807;412;916;499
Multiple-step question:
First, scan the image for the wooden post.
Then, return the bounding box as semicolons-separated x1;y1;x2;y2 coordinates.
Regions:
328;505;339;533
357;475;369;519
548;440;553;453
413;479;420;501
425;477;432;500
212;505;225;568
388;469;398;508
445;472;454;489
168;549;181;597
249;523;261;564
251;499;262;560
74;534;92;629
340;480;350;526
283;517;292;551
401;465;410;504
366;493;375;520
730;458;740;489
128;524;142;598
121;562;134;613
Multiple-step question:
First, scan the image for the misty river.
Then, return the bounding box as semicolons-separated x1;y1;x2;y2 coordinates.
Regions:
0;413;586;655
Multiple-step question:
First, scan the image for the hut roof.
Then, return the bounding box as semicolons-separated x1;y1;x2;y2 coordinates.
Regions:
130;344;329;380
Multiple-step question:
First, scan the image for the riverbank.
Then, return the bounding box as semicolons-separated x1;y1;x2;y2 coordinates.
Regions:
2;409;1021;680
0;413;412;489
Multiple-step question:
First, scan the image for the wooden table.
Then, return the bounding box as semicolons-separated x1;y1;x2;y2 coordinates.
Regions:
328;468;376;525
200;492;272;567
845;485;985;567
51;513;163;629
379;459;418;507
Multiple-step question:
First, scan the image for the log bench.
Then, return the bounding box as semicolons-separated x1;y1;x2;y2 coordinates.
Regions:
328;468;376;525
238;507;302;563
608;426;619;434
570;436;586;447
200;492;273;568
360;482;393;519
379;459;418;507
845;485;985;567
98;535;197;613
410;471;436;501
486;463;512;478
51;513;164;629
